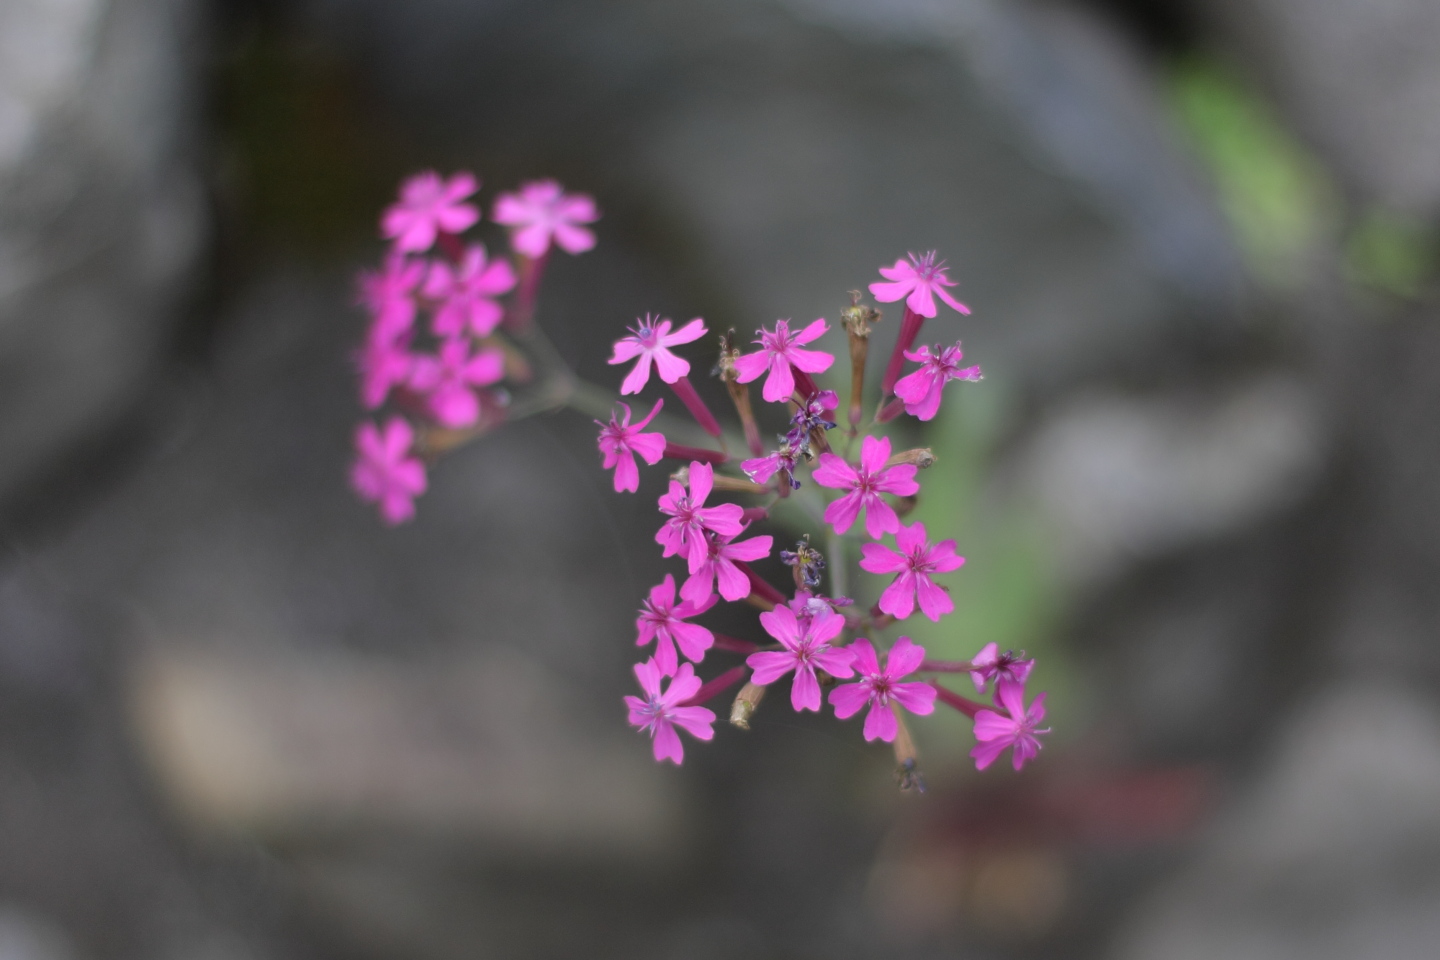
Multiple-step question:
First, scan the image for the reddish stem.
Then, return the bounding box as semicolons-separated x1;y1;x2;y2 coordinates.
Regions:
437;231;466;263
919;659;974;674
876;397;906;423
735;562;787;605
668;376;723;437
663;442;728;465
680;666;748;707
931;682;986;719
740;506;770;523
505;250;549;332
880;306;925;398
792;367;818;400
712;633;761;654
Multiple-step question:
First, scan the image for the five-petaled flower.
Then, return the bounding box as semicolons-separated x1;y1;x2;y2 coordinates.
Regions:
625;659;716;764
608;315;708;395
732;319;835;403
746;605;855;711
656;462;746;566
970;678;1049;771
356;331;413;410
682;530;774;604
424;244;517;338
859;521;965;622
407;339;505;428
596;400;666;493
381;171;480;254
358;253;423;341
351;417;428;525
968;642;1035;694
811;435;920;539
893;341;983;421
492;179;600;258
636;574;717;676
868;250;970;318
829;637;937;741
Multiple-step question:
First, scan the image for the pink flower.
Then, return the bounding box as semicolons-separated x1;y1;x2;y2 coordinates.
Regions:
732;319;835;403
656;462;745;566
829;637;937;741
408;339;505;428
636;574;717;676
356;330;414;410
423;244;517;338
859;521;965;622
596;399;666;493
970;679;1049;771
681;531;774;604
740;437;804;490
358;253;424;340
868;251;970;319
350;417;427;524
968;643;1035;694
492;179;600;258
746;605;855;712
893;341;983;421
381;171;480;253
811;435;920;538
624;659;716;764
608;315;707;395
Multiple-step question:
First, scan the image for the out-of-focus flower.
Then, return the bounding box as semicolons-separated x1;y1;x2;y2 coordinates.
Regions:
746;605;855;712
893;341;983;421
596;400;666;493
351;417;427;524
968;643;1035;694
625;659;716;764
358;253;424;340
812;435;920;539
636;574;716;676
408;339;505;428
656;461;745;566
868;250;970;318
381;171;480;253
492;179;600;258
971;679;1049;772
681;531;774;604
356;331;414;410
608;315;708;395
829;637;937;741
732;319;835;403
424;244;517;338
859;521;964;621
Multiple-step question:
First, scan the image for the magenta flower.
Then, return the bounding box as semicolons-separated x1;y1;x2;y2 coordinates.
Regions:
492;179;600;258
970;679;1049;771
381;171;480;253
968;642;1035;694
746;605;855;712
859;521;965;622
655;462;745;566
356;330;414;410
608;315;707;395
624;659;716;764
358;253;424;341
732;319;835;403
596;399;666;493
829;637;937;741
636;574;717;676
423;244;517;338
350;417;427;525
892;341;983;421
811;435;921;539
407;339;505;428
868;251;970;319
681;531;775;604
740;437;804;490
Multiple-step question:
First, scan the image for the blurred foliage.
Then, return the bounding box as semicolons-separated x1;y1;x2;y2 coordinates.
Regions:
1168;57;1336;291
1343;209;1438;300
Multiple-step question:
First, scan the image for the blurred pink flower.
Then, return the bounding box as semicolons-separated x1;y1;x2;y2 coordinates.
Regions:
968;643;1035;694
656;462;745;566
608;315;707;395
596;399;666;493
492;179;600;258
408;339;504;428
424;244;517;338
381;171;480;253
732;319;835;403
356;331;414;410
893;341;983;421
971;679;1049;772
351;417;427;524
746;605;855;712
868;251;970;319
829;637;937;741
625;659;716;764
812;435;920;538
859;521;964;621
681;530;774;604
636;574;717;676
358;253;424;341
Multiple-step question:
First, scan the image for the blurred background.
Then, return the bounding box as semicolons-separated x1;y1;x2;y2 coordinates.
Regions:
1;0;1439;957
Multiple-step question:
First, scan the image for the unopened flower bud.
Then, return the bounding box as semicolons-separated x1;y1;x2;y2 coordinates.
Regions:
891;709;926;793
730;682;766;730
887;447;936;469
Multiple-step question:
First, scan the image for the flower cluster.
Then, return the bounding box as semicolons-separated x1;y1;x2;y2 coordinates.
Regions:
350;171;599;523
